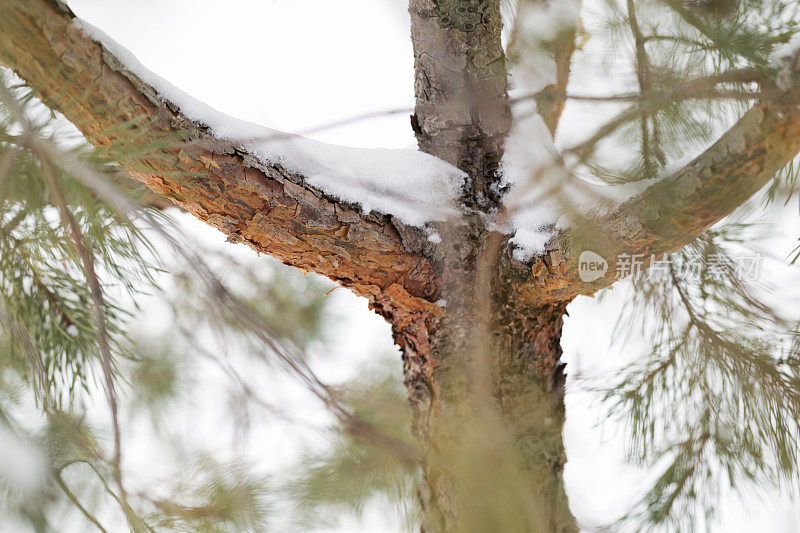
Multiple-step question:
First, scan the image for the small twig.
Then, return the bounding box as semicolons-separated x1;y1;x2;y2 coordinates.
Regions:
54;472;110;533
40;158;126;490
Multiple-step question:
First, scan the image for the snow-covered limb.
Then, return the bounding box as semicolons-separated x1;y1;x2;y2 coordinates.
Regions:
0;0;449;313
4;0;800;317
72;20;465;229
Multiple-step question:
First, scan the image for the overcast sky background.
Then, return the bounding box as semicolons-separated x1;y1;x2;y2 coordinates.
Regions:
46;1;800;531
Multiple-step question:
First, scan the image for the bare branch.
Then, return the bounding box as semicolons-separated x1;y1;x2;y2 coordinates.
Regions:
503;53;800;306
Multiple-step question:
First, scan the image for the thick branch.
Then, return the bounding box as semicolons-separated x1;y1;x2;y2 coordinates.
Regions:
504;83;800;306
0;0;442;317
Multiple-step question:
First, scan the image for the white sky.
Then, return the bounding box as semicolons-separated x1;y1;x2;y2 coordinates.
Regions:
51;1;800;531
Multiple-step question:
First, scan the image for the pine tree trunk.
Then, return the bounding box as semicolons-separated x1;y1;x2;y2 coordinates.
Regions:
399;3;578;529
394;228;577;531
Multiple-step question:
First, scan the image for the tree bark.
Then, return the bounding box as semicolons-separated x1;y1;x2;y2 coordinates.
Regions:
0;0;447;339
407;2;577;529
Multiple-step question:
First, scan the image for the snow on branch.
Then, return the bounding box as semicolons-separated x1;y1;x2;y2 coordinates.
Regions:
0;0;450;311
73;20;466;228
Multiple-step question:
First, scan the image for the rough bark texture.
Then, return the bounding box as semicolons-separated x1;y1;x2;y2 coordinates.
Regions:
0;0;444;335
502;98;800;308
410;0;511;211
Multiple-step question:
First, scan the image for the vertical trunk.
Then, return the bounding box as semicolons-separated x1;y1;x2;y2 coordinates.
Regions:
399;2;578;530
409;0;511;211
403;246;576;532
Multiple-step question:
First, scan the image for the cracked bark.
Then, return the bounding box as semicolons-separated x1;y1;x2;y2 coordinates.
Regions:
0;0;446;337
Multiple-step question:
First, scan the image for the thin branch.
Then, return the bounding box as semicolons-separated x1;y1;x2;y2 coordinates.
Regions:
561;67;765;161
39;157;131;515
54;472;110;533
627;0;663;173
502;56;800;307
0;79;133;527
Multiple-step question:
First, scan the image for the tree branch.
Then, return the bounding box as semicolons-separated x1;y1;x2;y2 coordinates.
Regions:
503;52;800;306
532;0;579;136
0;0;443;317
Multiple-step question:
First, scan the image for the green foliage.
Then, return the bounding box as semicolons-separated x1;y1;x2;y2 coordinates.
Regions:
603;223;800;530
149;457;271;533
0;91;159;408
582;9;800;524
167;251;331;355
0;73;339;532
766;154;800;213
285;364;420;530
578;0;800;182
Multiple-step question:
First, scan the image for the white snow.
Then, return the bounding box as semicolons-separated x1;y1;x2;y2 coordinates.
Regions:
73;20;466;228
509;227;552;261
75;9;648;261
499;109;655;261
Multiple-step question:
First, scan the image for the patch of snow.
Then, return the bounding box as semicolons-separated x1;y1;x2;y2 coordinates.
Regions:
73;20;466;228
500;109;654;262
427;232;442;244
510;227;552;262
